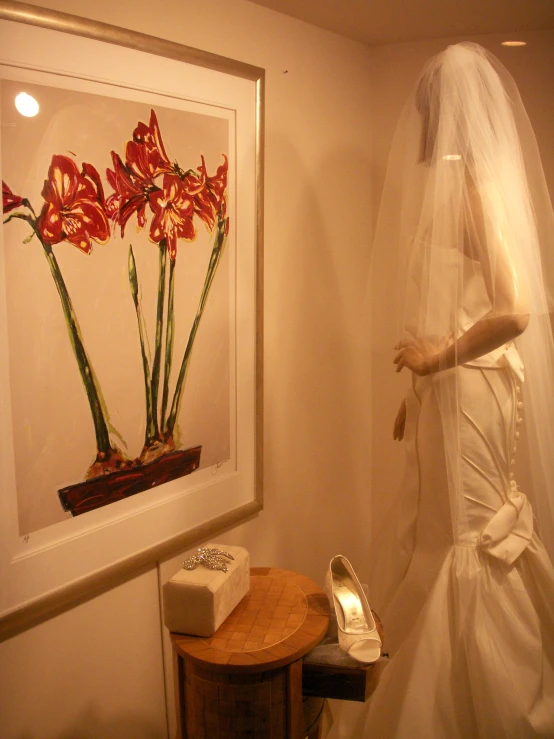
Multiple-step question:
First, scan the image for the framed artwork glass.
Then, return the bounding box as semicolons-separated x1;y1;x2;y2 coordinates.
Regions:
0;1;264;639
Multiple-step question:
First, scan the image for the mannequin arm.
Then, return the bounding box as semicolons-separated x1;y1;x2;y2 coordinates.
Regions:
394;313;528;375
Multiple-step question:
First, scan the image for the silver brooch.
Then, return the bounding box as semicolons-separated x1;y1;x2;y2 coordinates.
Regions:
182;547;234;573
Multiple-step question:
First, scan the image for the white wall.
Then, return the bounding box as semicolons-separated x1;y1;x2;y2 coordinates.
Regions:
0;2;375;737
1;3;552;736
1;566;168;739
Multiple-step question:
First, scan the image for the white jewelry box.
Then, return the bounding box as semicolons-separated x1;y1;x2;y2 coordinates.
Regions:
162;543;250;637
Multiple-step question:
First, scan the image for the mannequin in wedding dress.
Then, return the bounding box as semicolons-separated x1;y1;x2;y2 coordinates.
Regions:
328;42;554;739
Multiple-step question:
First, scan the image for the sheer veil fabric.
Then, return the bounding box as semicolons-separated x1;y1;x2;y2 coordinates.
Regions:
329;43;554;738
371;42;554;563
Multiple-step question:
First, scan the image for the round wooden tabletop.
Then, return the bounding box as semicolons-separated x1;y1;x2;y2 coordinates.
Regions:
171;567;330;673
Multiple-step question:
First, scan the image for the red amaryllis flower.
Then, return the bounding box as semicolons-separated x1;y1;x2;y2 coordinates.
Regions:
127;109;173;182
149;174;196;260
186;155;229;232
198;154;228;214
106;110;172;237
2;180;25;213
81;162;107;205
106;152;150;237
181;170;216;231
38;155;110;254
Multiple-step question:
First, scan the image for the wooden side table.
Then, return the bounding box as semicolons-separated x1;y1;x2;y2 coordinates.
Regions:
171;567;330;739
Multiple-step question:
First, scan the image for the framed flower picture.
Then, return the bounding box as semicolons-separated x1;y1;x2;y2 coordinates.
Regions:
0;1;264;639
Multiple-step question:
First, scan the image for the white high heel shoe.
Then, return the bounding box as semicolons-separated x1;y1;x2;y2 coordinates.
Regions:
325;555;381;663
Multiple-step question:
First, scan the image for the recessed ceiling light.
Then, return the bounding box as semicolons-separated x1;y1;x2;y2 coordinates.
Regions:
443;154;462;161
15;92;39;117
501;41;527;47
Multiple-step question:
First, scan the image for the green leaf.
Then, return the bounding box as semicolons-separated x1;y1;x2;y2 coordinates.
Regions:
108;422;128;449
128;244;139;302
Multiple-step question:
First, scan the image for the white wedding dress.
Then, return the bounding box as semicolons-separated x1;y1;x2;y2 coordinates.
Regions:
329;249;554;738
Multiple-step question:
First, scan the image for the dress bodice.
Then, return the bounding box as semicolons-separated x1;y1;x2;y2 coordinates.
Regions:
406;241;524;380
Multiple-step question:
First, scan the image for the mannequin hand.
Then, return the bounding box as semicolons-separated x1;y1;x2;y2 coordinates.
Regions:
393;337;443;375
393;399;407;441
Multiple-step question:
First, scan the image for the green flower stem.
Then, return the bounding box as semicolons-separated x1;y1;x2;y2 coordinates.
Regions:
128;245;156;443
43;243;113;454
5;212;113;454
165;218;227;437
150;241;167;442
160;257;176;431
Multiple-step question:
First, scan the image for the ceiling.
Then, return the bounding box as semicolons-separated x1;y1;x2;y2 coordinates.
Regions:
247;0;554;47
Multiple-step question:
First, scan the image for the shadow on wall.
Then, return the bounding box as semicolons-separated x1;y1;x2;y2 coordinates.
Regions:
218;127;375;586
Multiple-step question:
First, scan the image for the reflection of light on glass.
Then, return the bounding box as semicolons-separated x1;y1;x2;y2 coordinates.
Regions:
501;40;526;47
443;154;462;161
15;92;39;117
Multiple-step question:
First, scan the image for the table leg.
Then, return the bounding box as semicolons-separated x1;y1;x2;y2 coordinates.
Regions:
173;651;186;739
288;659;304;738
